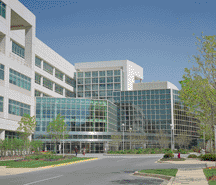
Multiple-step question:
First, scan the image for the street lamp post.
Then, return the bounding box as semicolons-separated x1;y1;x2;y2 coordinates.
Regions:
129;128;132;150
63;124;64;157
122;124;125;151
170;124;174;151
214;125;216;155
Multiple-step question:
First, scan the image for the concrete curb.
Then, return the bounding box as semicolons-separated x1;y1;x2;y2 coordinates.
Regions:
133;171;174;185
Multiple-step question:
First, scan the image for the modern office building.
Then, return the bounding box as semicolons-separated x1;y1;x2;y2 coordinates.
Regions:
0;0;200;153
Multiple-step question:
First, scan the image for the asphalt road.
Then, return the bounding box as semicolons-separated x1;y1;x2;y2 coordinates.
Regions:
0;154;206;185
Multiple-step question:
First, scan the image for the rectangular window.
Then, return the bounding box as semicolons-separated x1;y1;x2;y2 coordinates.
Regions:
35;73;41;85
92;84;98;90
92;78;98;83
0;96;3;112
0;63;4;80
107;70;113;76
107;77;113;83
114;70;120;76
0;1;6;18
43;62;53;75
78;72;83;77
99;77;105;83
12;41;25;58
85;78;91;84
85;91;91;97
92;71;98;77
78;85;83;91
114;76;120;82
85;85;91;91
8;99;30;117
35;90;41;97
35;57;41;68
65;89;75;97
9;69;31;91
85;72;91;77
43;77;53;90
55;69;63;81
55;84;63;95
65;76;75;87
99;71;105;76
78;78;83;84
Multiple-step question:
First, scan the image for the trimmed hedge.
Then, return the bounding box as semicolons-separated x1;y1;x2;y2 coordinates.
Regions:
201;154;216;161
188;154;197;158
163;153;174;158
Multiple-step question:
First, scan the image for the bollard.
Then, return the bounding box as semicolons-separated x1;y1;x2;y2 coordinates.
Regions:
178;153;180;158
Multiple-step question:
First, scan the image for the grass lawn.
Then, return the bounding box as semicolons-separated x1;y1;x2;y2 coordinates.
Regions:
0;157;94;168
203;168;216;185
160;158;186;161
139;169;178;177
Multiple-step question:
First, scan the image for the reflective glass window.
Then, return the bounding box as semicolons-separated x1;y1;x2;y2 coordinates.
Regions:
85;78;91;84
107;77;113;83
78;78;83;84
92;71;98;77
99;77;105;83
92;78;98;83
92;84;98;90
99;84;105;90
114;83;120;90
107;70;113;76
99;71;105;76
78;72;83;77
107;91;112;96
85;85;91;90
107;84;113;89
114;70;120;76
12;41;25;58
43;62;53;75
85;72;91;77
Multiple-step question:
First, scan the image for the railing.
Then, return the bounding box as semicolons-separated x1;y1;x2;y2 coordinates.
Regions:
9;52;31;68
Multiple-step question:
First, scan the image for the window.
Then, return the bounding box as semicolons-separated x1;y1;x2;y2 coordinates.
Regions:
85;78;91;84
65;76;75;87
107;77;113;83
114;83;120;90
35;57;41;68
43;77;53;90
99;77;105;83
85;91;91;97
114;77;120;82
99;71;105;76
55;69;63;81
0;96;3;112
12;41;25;58
99;84;105;90
92;71;98;77
35;73;41;85
78;72;83;77
92;84;98;90
78;78;83;84
78;85;83;91
107;84;113;89
35;90;41;97
8;99;30;117
9;69;31;91
0;1;6;18
85;85;91;91
43;62;53;75
107;91;112;96
92;78;98;83
0;63;4;80
65;89;74;97
107;70;113;76
55;84;63;95
85;72;91;77
114;70;120;76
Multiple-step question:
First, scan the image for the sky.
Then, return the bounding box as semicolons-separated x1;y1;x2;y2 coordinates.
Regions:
19;0;216;90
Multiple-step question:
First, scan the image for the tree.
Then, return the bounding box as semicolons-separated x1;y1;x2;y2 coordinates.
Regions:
179;33;216;153
47;113;69;153
130;128;147;149
154;130;170;149
175;131;193;149
109;135;121;151
30;140;44;155
16;113;37;154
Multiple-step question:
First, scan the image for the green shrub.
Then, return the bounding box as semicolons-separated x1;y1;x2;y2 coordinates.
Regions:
201;154;216;161
163;153;174;159
151;151;156;154
188;154;197;158
197;154;203;158
35;156;39;160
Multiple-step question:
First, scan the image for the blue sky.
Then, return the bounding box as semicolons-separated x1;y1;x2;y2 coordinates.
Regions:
19;0;216;90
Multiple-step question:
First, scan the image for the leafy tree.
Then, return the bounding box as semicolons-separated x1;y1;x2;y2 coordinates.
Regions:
109;135;121;151
47;113;69;153
30;140;44;155
179;33;216;153
16;113;37;154
154;130;170;149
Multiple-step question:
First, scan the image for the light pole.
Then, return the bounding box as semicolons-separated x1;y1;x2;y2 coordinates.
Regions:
63;124;64;157
129;128;132;150
214;125;216;155
122;124;125;151
170;124;174;151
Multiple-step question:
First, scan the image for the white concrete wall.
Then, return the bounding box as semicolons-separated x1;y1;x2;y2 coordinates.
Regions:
133;81;179;90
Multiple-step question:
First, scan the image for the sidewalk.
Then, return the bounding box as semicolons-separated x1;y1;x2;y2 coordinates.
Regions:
155;159;211;185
